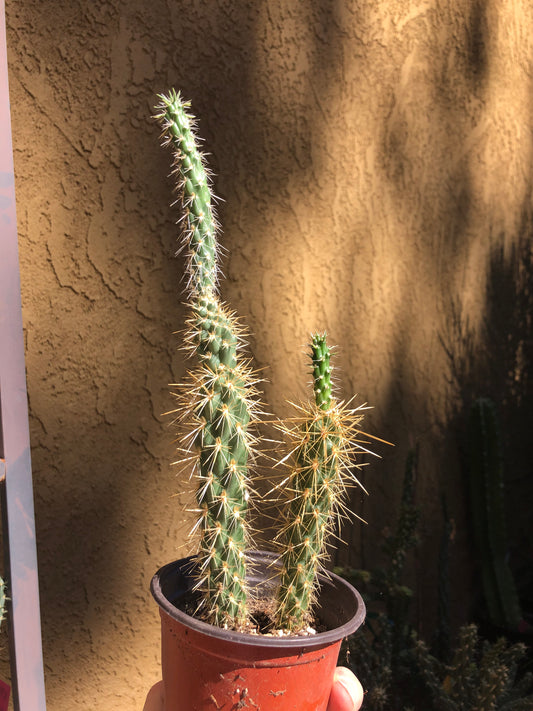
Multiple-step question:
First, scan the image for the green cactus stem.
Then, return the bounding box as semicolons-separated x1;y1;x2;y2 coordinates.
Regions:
156;89;219;298
156;91;260;630
275;333;372;632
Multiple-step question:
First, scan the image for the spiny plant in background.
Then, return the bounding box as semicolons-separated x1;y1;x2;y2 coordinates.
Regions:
155;90;376;633
155;90;262;629
415;624;533;710
467;397;524;633
434;495;454;664
274;333;373;632
339;449;533;710
337;448;421;709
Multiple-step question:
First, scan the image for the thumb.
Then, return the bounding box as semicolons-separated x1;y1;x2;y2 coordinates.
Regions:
143;680;164;711
328;667;364;711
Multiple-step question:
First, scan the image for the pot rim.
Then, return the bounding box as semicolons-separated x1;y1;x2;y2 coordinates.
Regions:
151;550;365;649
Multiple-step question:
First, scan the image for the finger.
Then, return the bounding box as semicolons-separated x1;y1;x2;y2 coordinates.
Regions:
143;680;164;711
327;667;364;711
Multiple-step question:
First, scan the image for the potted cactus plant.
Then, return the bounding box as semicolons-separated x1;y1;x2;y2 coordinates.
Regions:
150;91;382;711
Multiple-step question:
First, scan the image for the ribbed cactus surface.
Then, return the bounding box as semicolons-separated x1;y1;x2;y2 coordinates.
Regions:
157;91;259;629
275;334;368;632
157;89;219;298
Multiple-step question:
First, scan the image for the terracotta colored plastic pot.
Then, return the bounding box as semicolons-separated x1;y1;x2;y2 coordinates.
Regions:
151;550;365;711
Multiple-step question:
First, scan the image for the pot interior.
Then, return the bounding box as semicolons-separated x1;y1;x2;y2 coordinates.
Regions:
153;550;365;648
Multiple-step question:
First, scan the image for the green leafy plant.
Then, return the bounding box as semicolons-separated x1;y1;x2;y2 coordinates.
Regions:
155;90;379;633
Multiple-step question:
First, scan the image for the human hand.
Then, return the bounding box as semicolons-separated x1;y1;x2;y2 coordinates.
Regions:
143;666;363;710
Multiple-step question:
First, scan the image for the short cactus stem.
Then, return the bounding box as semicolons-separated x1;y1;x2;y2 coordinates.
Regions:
275;334;368;632
157;91;260;629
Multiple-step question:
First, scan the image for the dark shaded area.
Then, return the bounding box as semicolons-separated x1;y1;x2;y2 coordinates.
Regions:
443;209;533;633
466;0;489;84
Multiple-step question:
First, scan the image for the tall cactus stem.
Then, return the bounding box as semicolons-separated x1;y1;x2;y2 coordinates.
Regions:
156;91;261;630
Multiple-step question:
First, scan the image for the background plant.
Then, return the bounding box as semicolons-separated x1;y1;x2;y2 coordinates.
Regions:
466;397;524;632
415;625;533;711
339;447;533;710
0;577;5;631
338;448;421;709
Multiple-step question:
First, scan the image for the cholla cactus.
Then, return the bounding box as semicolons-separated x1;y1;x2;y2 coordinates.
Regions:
155;92;380;634
275;333;371;632
156;91;261;629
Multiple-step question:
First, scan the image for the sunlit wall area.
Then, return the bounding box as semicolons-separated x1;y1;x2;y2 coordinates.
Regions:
3;1;532;708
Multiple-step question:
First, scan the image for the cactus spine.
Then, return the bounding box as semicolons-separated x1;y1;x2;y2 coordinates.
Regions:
156;91;260;629
275;333;368;632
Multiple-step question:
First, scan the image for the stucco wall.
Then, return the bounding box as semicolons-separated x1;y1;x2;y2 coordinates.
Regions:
2;0;533;708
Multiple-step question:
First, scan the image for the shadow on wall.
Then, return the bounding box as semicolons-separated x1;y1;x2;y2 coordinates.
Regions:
443;210;533;621
364;0;533;634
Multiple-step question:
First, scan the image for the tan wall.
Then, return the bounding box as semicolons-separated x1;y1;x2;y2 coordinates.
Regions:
3;0;533;708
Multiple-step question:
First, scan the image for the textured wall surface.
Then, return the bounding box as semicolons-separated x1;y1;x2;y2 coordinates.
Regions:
2;0;533;708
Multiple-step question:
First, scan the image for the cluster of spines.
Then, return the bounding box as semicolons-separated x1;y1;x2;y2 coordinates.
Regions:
157;91;260;629
274;333;369;632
